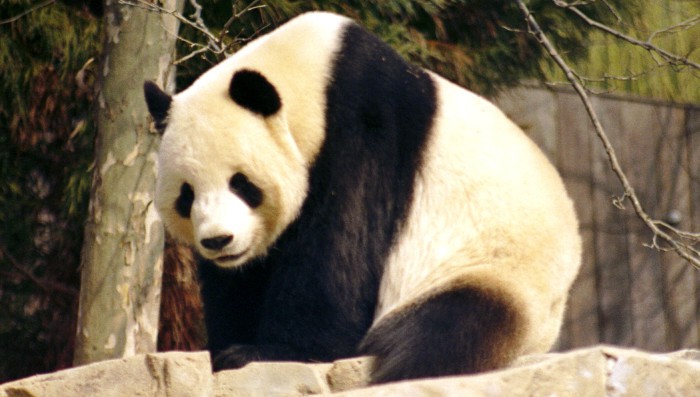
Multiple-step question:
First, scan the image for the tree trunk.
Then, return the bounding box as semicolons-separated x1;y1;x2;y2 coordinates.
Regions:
74;0;183;366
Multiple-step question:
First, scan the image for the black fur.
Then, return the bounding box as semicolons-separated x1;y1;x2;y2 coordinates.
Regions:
201;235;233;251
229;70;282;117
199;258;271;352
360;286;520;384
229;173;263;208
199;22;437;370
143;81;171;132
175;183;194;218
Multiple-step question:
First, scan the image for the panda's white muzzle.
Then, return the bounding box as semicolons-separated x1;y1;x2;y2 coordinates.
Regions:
192;189;256;266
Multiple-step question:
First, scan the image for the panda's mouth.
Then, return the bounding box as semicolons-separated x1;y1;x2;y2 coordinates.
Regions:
215;250;248;264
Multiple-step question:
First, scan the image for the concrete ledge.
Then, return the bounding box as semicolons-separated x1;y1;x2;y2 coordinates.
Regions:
2;346;699;396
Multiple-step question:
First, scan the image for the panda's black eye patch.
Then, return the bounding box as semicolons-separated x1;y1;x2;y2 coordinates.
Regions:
230;173;263;208
175;183;194;218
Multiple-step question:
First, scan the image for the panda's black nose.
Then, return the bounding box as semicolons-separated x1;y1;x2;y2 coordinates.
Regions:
201;235;233;251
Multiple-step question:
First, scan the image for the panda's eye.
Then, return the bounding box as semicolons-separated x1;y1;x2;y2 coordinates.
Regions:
175;183;194;218
229;172;263;208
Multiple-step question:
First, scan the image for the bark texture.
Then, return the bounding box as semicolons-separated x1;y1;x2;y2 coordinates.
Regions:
74;0;183;365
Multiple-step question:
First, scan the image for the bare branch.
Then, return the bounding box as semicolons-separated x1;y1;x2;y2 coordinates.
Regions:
120;0;220;46
0;0;56;25
546;62;673;96
554;0;700;70
220;0;266;48
515;0;700;269
599;0;624;25
119;0;268;63
186;0;222;52
648;14;700;42
174;45;211;65
0;243;78;296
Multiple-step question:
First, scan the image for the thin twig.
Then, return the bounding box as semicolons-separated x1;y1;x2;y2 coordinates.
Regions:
119;0;267;62
119;0;220;47
515;0;700;269
218;0;265;49
175;45;211;65
600;0;624;25
0;0;56;25
554;0;700;70
0;243;79;296
186;0;221;52
648;14;700;42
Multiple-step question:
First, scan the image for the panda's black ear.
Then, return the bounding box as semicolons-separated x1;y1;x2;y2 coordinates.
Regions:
144;81;171;133
229;69;281;117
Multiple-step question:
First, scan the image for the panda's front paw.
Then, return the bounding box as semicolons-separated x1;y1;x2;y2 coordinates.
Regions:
211;344;304;371
212;345;260;371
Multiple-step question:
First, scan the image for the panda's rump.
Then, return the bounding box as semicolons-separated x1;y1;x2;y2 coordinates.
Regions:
372;75;581;366
361;270;527;383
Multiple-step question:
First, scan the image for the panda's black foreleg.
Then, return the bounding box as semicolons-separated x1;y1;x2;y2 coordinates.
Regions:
359;285;523;384
197;257;273;363
199;250;378;370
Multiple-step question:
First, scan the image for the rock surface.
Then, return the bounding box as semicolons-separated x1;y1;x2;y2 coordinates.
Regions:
2;346;699;396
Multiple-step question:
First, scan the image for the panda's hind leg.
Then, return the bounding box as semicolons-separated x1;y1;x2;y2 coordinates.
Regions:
359;284;525;384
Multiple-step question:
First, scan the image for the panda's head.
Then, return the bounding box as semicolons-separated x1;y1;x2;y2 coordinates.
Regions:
144;69;308;268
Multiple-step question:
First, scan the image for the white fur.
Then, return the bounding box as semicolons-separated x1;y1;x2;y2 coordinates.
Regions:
192;188;255;262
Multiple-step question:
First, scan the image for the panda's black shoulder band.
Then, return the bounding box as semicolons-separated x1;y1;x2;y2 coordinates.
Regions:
229;69;282;117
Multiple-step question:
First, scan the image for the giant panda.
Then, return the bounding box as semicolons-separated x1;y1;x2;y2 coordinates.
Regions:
144;11;581;384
